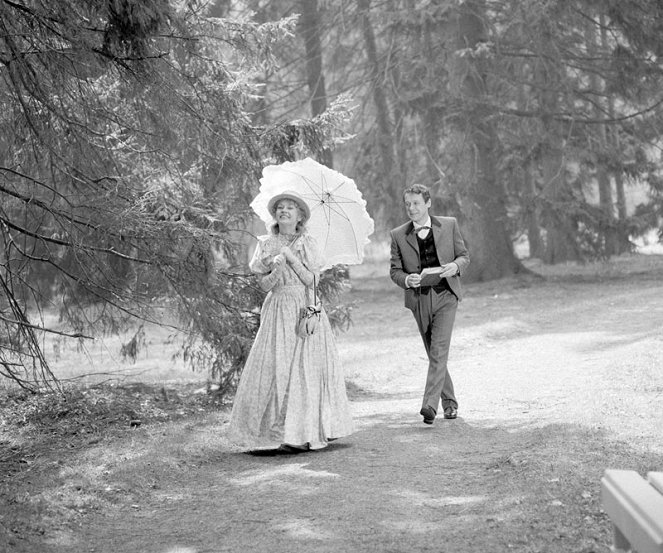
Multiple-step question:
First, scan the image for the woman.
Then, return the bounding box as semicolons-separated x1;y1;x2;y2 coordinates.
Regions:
228;190;354;451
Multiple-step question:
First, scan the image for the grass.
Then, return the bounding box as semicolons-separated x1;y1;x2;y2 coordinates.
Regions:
0;381;223;551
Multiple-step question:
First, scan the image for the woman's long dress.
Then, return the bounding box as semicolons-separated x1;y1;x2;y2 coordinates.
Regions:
227;231;354;450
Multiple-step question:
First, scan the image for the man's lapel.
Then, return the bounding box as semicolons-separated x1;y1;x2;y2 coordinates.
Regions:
432;216;453;263
431;216;443;242
405;222;419;254
431;217;447;261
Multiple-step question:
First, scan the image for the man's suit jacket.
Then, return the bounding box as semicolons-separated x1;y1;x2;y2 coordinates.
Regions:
390;216;470;311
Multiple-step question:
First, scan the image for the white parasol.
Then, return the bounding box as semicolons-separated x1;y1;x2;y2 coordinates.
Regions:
250;157;374;270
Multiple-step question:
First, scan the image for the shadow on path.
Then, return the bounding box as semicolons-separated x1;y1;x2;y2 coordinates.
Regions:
44;401;661;553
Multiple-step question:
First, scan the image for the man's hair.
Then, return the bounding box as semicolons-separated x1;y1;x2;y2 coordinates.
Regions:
402;184;431;203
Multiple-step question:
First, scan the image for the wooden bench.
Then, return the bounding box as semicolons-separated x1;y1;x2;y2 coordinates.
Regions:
601;469;663;553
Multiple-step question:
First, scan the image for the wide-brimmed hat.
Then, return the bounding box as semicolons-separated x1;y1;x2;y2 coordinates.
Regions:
267;190;311;223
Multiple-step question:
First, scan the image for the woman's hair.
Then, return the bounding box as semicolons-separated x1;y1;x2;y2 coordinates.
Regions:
271;221;306;234
270;199;307;234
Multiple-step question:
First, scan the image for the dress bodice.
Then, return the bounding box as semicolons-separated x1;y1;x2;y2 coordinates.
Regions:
249;232;322;290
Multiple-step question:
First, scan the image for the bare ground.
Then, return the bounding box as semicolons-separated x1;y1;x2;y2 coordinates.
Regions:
2;254;663;553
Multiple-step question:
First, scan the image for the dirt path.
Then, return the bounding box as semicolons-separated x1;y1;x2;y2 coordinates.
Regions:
26;257;663;552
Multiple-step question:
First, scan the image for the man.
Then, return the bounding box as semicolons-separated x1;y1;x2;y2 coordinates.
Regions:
389;184;470;424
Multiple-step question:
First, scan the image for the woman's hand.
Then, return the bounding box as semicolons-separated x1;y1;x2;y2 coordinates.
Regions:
280;246;297;263
272;253;286;271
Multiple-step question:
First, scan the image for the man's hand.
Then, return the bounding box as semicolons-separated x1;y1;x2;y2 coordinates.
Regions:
408;263;458;287
406;273;422;288
439;262;459;278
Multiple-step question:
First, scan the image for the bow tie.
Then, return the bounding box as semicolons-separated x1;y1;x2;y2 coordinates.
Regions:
416;225;431;238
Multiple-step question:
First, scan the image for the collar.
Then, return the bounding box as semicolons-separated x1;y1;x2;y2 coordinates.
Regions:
413;216;432;230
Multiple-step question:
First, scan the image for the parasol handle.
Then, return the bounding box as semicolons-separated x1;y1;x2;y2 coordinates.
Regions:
312;274;318;305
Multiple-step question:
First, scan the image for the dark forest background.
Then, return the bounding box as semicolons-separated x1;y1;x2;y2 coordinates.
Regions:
1;0;662;392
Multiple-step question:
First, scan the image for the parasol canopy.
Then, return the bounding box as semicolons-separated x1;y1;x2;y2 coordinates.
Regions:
250;157;374;270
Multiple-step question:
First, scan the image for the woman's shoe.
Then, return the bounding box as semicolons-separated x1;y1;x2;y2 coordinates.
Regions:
278;443;310;453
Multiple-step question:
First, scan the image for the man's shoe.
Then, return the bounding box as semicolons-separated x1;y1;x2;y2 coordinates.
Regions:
443;406;458;419
420;405;436;425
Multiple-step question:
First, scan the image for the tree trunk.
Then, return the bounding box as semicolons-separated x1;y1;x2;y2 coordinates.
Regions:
299;0;333;168
613;160;631;253
540;134;580;264
536;20;580;264
358;0;402;227
526;159;545;259
451;0;523;280
597;164;618;257
587;16;617;258
386;0;409;191
600;16;630;254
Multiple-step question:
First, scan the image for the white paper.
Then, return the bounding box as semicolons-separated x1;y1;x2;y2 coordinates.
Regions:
420;267;443;277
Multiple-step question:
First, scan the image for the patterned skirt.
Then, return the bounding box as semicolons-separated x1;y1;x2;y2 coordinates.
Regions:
227;284;354;450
